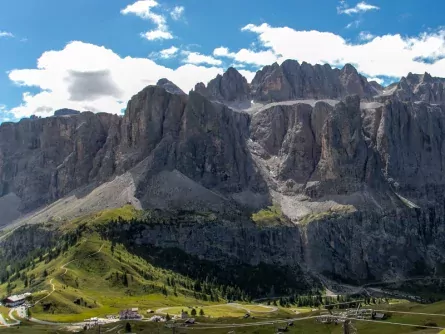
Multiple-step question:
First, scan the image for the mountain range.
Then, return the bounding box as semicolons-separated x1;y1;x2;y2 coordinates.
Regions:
1;60;445;285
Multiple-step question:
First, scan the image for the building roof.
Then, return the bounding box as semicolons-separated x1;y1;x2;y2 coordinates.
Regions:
5;293;30;302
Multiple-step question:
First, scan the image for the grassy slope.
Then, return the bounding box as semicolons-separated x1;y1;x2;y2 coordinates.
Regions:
25;236;224;322
2;206;445;333
0;206;221;321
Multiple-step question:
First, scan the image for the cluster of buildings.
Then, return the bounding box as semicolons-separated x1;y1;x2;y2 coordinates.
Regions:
119;308;142;320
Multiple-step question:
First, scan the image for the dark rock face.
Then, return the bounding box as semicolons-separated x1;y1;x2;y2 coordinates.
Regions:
0;112;120;210
0;85;265;216
194;67;250;103
250;61;380;102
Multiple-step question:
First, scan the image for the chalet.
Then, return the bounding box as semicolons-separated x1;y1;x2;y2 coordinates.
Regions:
3;293;31;307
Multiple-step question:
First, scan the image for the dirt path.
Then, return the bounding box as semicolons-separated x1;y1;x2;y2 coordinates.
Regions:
32;243;104;307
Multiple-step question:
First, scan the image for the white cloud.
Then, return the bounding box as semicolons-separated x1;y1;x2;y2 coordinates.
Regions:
238;70;256;83
367;77;384;85
159;46;179;58
213;45;278;66
213;46;231;57
0;31;14;38
6;41;224;118
121;0;173;40
238;23;445;79
141;30;173;41
170;6;184;20
182;51;222;66
337;1;380;15
358;31;375;41
346;20;361;29
230;63;246;69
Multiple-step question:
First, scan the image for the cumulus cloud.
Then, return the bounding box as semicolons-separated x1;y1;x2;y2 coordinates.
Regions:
337;1;380;15
141;30;173;41
170;6;184;20
159;46;179;58
181;51;222;66
0;31;14;38
65;69;123;101
121;0;173;40
358;31;375;41
239;23;445;78
367;77;384;85
6;41;224;118
213;45;278;66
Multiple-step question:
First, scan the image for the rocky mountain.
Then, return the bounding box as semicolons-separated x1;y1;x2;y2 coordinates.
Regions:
156;78;186;95
194;62;381;107
194;67;251;109
1;60;445;285
380;72;445;103
250;61;381;102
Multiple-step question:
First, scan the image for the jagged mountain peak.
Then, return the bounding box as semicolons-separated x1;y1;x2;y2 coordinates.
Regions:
156;78;186;95
193;66;250;103
380;70;445;103
341;63;359;74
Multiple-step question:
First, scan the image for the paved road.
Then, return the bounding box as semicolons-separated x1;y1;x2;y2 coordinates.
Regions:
0;309;20;327
352;317;445;330
374;309;445;317
178;315;320;330
156;303;278;315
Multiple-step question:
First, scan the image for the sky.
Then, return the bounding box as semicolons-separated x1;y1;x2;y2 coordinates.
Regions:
0;0;444;123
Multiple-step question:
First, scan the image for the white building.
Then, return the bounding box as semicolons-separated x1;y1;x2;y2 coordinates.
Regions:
3;293;31;307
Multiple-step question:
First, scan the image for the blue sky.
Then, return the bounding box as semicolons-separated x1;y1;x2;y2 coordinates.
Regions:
0;0;444;122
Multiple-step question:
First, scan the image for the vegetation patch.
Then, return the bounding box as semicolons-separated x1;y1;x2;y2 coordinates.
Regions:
298;205;355;225
251;204;288;226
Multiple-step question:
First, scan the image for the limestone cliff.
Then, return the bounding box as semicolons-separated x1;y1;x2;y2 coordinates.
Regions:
1;60;445;286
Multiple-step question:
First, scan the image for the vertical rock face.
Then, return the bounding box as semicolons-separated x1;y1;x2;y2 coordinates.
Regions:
176;92;256;191
312;96;369;193
118;85;188;173
250;61;380;102
250;102;318;184
376;100;445;194
0;112;120;210
194;67;250;103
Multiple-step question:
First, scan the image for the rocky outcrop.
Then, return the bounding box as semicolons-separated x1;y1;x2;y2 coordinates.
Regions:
380;72;445;103
156;78;186;95
0;86;266;221
250;61;380;102
194;67;250;103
